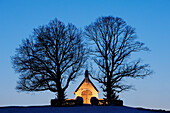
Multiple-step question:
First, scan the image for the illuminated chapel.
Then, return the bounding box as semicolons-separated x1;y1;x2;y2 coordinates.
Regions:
74;70;99;104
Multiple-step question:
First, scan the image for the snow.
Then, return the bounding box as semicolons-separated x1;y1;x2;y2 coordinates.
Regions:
0;105;165;113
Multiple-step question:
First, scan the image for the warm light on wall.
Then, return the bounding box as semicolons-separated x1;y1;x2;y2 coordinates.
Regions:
74;79;99;104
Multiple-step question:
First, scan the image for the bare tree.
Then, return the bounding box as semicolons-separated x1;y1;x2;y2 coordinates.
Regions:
85;16;152;103
11;18;87;101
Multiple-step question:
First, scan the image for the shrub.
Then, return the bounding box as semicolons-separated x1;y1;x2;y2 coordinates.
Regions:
113;100;123;106
90;97;99;105
75;96;83;105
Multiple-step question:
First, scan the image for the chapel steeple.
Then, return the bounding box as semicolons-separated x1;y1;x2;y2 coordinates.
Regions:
85;70;89;79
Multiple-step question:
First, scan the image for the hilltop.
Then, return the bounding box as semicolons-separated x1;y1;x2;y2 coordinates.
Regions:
0;105;169;113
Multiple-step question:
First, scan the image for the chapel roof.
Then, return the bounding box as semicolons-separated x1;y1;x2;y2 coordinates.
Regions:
74;70;99;92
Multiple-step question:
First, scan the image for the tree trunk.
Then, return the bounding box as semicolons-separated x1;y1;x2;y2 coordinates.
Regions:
106;55;111;105
58;88;64;100
107;76;111;105
56;68;65;104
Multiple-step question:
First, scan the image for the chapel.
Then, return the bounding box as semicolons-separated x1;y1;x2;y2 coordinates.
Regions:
74;70;99;104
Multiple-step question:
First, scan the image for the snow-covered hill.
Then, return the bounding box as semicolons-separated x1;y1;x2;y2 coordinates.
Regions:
0;105;168;113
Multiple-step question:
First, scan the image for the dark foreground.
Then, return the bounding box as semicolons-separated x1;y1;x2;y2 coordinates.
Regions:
0;105;169;113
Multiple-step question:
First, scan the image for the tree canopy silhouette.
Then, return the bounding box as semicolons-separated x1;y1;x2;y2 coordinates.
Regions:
85;16;152;103
11;19;87;101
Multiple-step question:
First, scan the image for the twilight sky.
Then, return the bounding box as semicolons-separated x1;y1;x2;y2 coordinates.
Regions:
0;0;170;110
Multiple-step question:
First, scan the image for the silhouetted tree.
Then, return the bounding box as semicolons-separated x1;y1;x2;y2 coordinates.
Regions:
11;19;87;101
85;16;152;103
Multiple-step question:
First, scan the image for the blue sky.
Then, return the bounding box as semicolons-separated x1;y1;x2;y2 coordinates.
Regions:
0;0;170;110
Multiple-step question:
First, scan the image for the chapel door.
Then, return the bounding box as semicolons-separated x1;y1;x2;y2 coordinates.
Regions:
81;90;92;104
